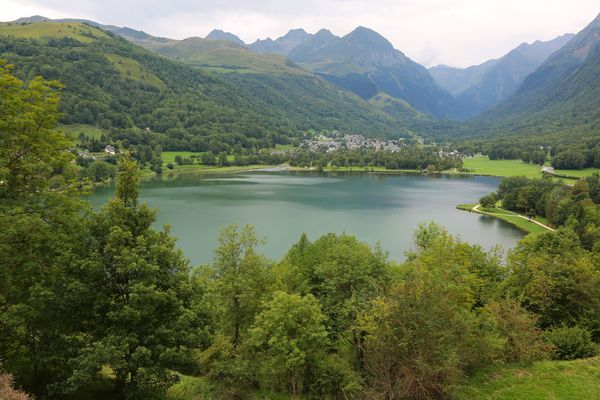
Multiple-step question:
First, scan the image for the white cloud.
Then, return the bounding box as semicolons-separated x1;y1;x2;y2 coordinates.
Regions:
1;0;598;67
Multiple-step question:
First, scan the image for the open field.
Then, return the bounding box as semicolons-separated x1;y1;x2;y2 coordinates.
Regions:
161;151;204;163
0;21;108;42
58;124;107;142
463;156;600;181
105;53;165;88
554;167;600;178
167;357;600;400
159;164;272;176
462;156;544;178
454;357;600;400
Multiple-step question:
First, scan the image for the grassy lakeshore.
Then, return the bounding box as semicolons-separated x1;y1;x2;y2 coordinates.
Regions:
156;164;273;177
462;156;543;178
166;357;600;400
457;203;550;236
463;156;600;181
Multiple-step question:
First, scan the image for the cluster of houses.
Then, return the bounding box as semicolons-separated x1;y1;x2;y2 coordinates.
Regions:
301;134;403;153
437;149;462;158
76;145;119;159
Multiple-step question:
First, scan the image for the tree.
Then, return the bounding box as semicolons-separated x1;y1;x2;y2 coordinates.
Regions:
64;158;201;399
277;233;390;364
504;229;600;335
0;61;85;396
0;371;32;400
0;60;73;198
212;225;272;348
246;291;328;396
86;160;117;182
480;192;497;209
360;226;504;400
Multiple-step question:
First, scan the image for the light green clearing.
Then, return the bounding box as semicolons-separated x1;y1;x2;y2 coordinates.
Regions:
104;53;165;89
554;167;600;178
454;357;600;400
161;151;203;163
462;156;544;178
58;124;107;142
161;151;236;164
158;164;272;178
0;21;108;43
463;156;600;181
167;357;600;400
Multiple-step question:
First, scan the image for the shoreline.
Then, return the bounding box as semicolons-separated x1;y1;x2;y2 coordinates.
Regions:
456;203;553;236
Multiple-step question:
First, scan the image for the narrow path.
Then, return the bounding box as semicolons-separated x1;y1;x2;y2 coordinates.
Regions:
472;204;556;232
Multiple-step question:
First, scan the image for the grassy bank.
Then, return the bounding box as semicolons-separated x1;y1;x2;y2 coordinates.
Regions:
457;204;550;236
166;357;600;400
157;164;272;177
462;156;543;178
454;357;600;400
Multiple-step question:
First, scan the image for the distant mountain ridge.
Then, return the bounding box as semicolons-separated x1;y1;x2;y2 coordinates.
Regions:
248;28;313;55
7;14;592;130
430;34;575;119
287;26;457;118
470;12;600;138
205;29;244;45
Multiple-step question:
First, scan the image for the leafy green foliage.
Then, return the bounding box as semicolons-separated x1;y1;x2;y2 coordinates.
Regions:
246;291;329;396
542;326;599;360
360;225;505;400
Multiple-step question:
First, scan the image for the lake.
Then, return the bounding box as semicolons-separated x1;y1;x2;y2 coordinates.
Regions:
89;172;524;265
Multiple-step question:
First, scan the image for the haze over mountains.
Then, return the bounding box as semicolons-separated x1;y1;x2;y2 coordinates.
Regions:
475;12;600;139
5;11;600;142
429;34;575;119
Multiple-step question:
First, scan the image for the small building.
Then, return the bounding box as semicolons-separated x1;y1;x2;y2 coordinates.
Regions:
104;145;117;155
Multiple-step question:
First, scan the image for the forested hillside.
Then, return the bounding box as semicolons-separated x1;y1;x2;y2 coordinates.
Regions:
0;21;410;152
430;34;574;119
469;13;600;139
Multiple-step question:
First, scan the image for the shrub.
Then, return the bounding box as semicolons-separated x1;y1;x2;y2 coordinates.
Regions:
309;354;363;398
479;192;497;209
542;326;598;360
487;299;550;364
0;372;32;400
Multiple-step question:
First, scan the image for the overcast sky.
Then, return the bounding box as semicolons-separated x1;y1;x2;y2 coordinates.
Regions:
1;0;598;67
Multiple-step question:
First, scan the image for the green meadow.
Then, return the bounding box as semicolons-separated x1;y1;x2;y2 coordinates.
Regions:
454;357;600;400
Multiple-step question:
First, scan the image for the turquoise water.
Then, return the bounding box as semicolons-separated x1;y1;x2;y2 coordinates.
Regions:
89;172;523;265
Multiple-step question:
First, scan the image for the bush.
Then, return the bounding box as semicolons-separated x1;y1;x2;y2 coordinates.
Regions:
542;326;598;360
487;299;550;364
0;372;32;400
309;354;363;398
479;192;497;209
167;162;174;170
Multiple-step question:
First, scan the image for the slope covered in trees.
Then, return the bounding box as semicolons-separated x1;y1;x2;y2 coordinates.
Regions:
429;34;574;119
468;13;600;139
0;21;411;152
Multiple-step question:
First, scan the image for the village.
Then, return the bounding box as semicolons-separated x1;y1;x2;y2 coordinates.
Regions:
300;133;404;153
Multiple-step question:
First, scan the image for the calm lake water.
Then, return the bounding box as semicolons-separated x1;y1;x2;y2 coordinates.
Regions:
89;172;523;265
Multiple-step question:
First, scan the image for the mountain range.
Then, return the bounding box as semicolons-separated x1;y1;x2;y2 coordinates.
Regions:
473;12;600;139
430;34;575;119
4;12;600;142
